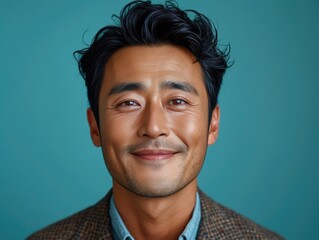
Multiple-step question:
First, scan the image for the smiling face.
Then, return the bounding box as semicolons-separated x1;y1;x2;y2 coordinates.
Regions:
87;45;220;198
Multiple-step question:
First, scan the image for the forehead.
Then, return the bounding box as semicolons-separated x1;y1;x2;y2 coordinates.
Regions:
102;44;205;92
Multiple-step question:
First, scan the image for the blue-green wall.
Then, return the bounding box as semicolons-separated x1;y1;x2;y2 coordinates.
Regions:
1;1;318;239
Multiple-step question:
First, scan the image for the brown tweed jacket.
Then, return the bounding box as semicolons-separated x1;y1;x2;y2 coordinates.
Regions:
27;190;284;239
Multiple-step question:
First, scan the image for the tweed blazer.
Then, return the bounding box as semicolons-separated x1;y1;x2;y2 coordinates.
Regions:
28;190;283;239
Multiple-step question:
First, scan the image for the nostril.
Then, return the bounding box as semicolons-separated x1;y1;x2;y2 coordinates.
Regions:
142;131;168;139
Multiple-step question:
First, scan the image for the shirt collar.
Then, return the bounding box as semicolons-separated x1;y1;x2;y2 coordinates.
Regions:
109;192;201;240
109;196;134;240
179;192;201;240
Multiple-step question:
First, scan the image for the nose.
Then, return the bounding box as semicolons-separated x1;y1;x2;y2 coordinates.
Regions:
137;102;170;139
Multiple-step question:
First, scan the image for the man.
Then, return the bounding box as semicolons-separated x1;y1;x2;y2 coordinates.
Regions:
28;1;283;239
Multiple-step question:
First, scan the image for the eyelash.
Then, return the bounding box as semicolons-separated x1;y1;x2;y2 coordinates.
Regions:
116;100;140;108
115;98;189;109
168;98;188;105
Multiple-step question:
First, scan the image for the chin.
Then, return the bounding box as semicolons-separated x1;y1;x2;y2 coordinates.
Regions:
124;179;189;198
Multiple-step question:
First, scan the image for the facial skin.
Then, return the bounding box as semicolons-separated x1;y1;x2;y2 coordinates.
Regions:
88;44;219;198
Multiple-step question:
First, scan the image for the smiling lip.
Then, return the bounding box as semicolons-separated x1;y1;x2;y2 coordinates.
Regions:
132;149;177;161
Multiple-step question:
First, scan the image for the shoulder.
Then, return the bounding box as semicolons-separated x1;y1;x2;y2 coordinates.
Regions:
197;190;284;240
27;191;113;240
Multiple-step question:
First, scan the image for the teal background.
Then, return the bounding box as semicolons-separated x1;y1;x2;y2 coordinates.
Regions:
1;0;318;239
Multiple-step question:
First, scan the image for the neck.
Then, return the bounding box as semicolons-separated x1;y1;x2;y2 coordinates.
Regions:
112;180;198;240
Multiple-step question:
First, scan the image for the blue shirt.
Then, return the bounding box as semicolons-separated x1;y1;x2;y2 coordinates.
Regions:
109;192;201;240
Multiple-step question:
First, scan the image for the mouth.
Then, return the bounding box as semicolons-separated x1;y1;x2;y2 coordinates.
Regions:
131;149;178;161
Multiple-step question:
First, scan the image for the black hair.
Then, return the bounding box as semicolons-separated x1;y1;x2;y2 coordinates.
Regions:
74;0;230;125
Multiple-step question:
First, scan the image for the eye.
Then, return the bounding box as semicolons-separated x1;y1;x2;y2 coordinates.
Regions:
168;98;188;105
117;100;140;108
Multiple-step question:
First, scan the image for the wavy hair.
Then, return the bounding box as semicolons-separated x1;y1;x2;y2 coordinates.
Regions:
74;0;230;124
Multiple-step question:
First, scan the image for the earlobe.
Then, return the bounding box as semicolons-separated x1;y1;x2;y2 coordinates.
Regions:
87;108;101;147
207;105;220;145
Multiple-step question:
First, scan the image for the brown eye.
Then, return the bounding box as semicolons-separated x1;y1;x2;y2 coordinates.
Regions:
117;100;139;108
168;99;188;105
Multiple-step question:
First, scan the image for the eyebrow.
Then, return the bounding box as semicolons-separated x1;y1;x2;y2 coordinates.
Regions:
108;82;146;96
107;80;199;96
160;80;199;95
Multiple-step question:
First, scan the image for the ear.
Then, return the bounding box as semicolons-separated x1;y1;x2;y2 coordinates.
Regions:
87;108;101;147
207;105;220;145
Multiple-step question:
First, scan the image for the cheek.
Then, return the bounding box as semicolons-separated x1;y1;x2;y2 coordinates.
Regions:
171;112;208;178
171;111;208;148
100;114;136;158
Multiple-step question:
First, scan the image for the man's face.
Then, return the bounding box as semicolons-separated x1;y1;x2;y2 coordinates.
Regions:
88;45;219;198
